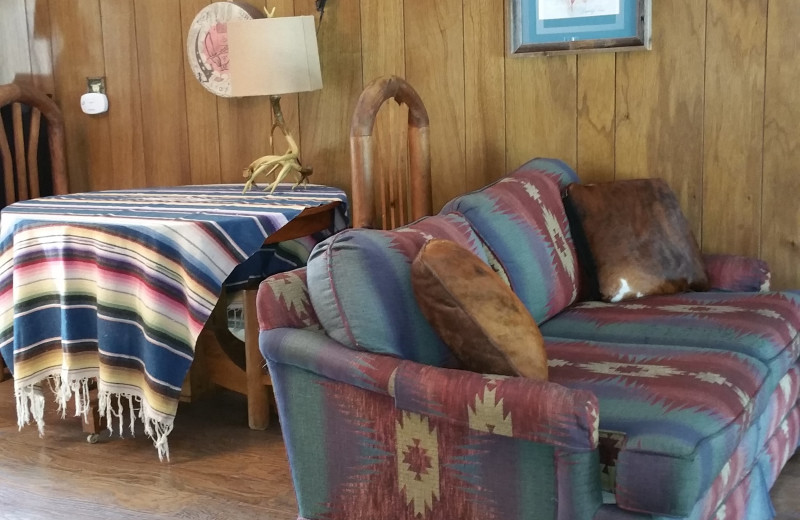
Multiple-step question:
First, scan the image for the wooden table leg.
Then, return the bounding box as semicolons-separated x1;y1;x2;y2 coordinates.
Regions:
244;288;270;430
192;288;271;430
0;354;6;382
82;392;106;443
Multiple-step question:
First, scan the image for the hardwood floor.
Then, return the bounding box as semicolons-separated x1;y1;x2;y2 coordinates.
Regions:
0;379;297;520
0;378;798;519
774;448;800;520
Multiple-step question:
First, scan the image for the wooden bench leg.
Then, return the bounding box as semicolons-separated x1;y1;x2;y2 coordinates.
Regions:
244;288;270;430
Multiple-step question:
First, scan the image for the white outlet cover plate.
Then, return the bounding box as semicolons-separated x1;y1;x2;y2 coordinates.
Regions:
80;92;108;114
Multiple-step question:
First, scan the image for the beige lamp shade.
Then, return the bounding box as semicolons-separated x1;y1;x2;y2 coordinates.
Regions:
226;16;322;97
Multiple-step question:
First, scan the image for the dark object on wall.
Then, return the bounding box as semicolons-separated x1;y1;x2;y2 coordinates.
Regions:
316;0;327;23
0;83;68;209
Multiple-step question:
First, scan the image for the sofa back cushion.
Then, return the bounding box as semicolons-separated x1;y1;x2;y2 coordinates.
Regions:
442;160;580;324
306;213;489;366
509;157;580;190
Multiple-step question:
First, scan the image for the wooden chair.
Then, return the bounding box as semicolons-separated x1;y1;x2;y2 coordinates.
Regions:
0;82;68;382
350;76;432;230
0;82;68;207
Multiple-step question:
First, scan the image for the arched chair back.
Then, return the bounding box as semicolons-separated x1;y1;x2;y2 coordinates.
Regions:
0;82;68;208
350;76;432;229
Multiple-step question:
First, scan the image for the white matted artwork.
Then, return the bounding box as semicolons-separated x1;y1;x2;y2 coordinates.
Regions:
539;0;620;20
510;0;651;55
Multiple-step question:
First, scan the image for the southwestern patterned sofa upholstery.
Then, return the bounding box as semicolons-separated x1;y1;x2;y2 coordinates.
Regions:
257;158;800;520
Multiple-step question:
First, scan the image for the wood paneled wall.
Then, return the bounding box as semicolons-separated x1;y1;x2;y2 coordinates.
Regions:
2;0;799;288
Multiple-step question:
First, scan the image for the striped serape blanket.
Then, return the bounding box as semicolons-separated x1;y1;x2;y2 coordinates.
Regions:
0;184;348;459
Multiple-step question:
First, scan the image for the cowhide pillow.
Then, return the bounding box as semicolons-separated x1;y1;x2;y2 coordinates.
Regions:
565;179;709;302
411;239;548;380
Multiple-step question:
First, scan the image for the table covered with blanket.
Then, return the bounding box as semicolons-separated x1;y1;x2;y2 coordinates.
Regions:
0;184;348;459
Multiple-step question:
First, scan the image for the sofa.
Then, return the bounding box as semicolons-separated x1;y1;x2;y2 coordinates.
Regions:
257;157;800;520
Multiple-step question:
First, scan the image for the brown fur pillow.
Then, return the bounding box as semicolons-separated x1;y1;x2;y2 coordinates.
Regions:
411;239;548;380
565;179;709;302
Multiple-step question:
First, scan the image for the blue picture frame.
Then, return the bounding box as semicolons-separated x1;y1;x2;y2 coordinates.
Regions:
510;0;651;55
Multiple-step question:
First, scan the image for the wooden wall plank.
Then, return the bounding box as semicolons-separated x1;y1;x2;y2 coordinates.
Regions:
701;0;768;256
463;0;505;191
24;0;55;94
615;0;706;239
98;0;145;190
577;53;615;184
505;56;577;172
360;0;407;228
180;0;221;185
296;0;362;196
0;0;33;85
762;0;800;289
405;0;466;211
49;0;110;194
134;0;191;187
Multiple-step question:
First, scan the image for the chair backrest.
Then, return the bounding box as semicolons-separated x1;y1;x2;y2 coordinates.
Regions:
0;82;68;207
350;76;432;229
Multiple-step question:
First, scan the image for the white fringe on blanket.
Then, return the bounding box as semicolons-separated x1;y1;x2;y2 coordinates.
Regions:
15;375;174;461
15;385;45;436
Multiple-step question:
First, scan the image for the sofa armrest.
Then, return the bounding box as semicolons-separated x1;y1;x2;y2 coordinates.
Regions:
262;328;599;451
262;328;602;520
394;363;599;451
703;253;771;292
262;327;401;394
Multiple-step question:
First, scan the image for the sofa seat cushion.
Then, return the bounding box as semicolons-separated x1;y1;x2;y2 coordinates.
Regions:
753;366;800;460
545;338;773;516
442;163;580;324
307;213;489;366
541;291;800;384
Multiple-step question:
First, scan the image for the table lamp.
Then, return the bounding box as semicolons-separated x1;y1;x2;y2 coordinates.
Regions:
228;15;322;193
187;4;322;193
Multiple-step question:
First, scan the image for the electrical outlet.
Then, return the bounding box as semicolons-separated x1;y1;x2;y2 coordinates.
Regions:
86;77;106;94
82;77;109;114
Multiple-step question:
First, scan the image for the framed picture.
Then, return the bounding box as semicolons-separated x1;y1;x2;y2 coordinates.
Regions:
509;0;652;56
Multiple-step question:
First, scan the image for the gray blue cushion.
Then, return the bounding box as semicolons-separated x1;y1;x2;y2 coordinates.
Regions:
307;213;489;366
442;160;580;324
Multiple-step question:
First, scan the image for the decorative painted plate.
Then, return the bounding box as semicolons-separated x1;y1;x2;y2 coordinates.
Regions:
186;2;263;97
